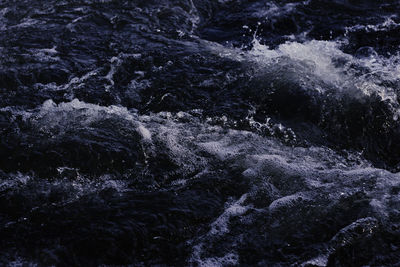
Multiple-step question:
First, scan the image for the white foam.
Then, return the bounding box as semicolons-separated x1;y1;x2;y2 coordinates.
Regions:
137;124;152;141
0;173;31;192
345;16;400;34
9;99;400;265
301;255;329;267
212;36;400;114
209;194;249;236
188;194;249;266
37;98;136;127
269;192;311;212
196;253;239;267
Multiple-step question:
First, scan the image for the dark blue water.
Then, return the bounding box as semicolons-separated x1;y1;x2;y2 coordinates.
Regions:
1;0;400;265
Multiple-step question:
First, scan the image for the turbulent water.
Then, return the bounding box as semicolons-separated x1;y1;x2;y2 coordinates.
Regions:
1;0;400;265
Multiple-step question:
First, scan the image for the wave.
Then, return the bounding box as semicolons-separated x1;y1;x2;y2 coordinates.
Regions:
1;0;400;265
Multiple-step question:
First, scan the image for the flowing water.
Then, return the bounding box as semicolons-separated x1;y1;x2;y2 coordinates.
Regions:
1;0;400;266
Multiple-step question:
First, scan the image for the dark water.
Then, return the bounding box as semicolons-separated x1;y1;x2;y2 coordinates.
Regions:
1;0;400;265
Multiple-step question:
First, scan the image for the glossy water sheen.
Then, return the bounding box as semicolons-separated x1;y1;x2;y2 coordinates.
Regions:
1;0;400;266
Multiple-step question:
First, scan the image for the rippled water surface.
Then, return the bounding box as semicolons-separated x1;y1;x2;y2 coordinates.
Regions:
1;0;400;266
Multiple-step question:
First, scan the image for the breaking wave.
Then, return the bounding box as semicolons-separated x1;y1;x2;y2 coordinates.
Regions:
1;0;400;265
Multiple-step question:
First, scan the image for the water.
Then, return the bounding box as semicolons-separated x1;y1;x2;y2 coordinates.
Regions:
1;0;400;265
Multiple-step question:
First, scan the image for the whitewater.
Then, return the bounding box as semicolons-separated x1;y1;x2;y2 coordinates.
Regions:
1;0;400;265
